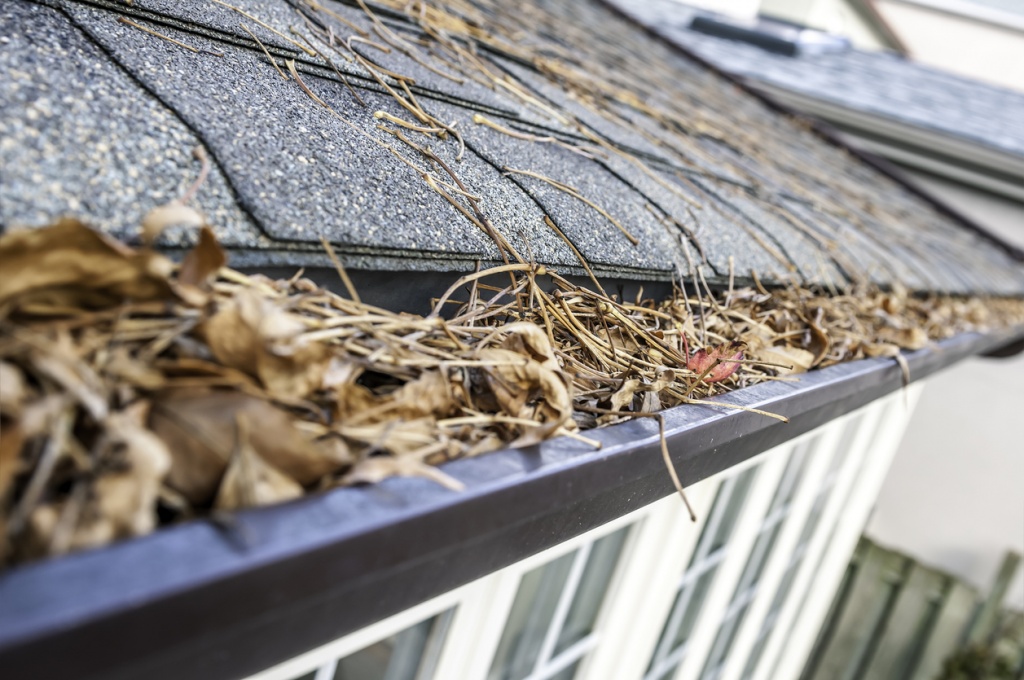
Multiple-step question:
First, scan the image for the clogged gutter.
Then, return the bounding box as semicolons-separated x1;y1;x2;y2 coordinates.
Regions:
1;214;1022;567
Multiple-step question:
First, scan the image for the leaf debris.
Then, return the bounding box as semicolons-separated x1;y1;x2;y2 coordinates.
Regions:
1;217;1022;566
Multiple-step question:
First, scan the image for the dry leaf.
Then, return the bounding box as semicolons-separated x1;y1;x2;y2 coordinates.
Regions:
688;343;744;383
179;226;225;286
0;362;26;418
342;455;464;491
753;345;815;375
0;423;24;505
141;203;205;245
103;346;166;390
150;390;348;504
32;346;109;422
203;289;328;399
0;219;174;307
610;376;641;412
215;415;303;510
877;327;928;351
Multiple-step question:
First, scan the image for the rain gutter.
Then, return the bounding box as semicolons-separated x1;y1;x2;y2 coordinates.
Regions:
0;324;1021;680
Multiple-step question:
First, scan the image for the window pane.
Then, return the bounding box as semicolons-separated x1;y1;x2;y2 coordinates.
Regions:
334;610;451;680
488;550;577;680
673;569;716;649
701;601;751;678
554;526;630;655
548;659;581;680
645;465;761;679
708;466;758;555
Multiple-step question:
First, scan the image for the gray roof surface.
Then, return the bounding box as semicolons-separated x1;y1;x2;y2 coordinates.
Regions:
2;0;1022;295
614;0;1024;159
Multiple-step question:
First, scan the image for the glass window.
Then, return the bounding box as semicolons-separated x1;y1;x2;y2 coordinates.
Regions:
554;527;631;655
699;442;813;679
489;552;577;680
488;525;631;680
331;609;453;680
643;464;761;680
740;418;863;679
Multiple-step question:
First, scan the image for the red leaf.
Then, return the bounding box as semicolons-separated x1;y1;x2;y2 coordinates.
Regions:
687;343;744;383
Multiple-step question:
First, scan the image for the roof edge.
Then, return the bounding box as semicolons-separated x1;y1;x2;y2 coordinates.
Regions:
0;324;1021;680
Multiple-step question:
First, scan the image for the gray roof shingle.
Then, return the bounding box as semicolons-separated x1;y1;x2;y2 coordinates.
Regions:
2;0;1021;295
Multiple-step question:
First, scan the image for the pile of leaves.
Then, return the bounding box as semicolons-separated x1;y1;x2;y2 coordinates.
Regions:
1;216;1023;568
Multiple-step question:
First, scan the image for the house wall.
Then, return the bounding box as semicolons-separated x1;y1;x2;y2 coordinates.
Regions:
758;0;890;48
873;0;1024;91
864;169;1024;611
902;169;1024;250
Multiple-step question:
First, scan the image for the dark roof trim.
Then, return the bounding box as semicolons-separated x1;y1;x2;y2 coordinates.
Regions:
0;324;1021;680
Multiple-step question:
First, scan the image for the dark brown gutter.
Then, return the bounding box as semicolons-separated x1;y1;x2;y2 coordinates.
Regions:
0;324;1021;680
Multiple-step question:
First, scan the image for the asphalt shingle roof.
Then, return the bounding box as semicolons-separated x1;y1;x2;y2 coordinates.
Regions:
2;0;1022;295
614;0;1024;160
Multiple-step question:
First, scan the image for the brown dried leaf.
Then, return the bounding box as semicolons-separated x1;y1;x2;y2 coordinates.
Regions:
0;219;174;308
91;402;171;536
0;362;26;418
103;346;166;390
177;226;227;290
610;377;641;412
203;290;328;399
141;203;205;245
338;418;440;456
37;403;173;556
0;423;24;504
214;415;303;511
863;342;901;358
877;327;928;351
150;390;349;504
32;347;109;422
475;347;573;435
342;455;464;491
498;322;561;369
753;345;815;375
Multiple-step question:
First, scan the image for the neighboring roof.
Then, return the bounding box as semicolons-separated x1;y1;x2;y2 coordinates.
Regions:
614;0;1024;177
2;0;1022;296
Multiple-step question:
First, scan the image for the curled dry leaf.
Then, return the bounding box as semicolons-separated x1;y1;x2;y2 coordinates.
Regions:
751;345;815;376
141;203;206;245
149;390;350;504
610;376;641;412
0;424;24;505
0;362;26;418
203;289;329;400
178;226;226;288
877;327;929;351
215;415;303;511
0;219;174;308
28;403;172;557
31;345;109;422
474;347;574;440
687;343;744;383
338;418;443;456
342;455;464;491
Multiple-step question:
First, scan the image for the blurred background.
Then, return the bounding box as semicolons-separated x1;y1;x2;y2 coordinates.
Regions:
619;0;1024;674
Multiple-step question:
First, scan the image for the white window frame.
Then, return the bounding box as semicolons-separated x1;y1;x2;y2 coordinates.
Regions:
243;387;923;680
